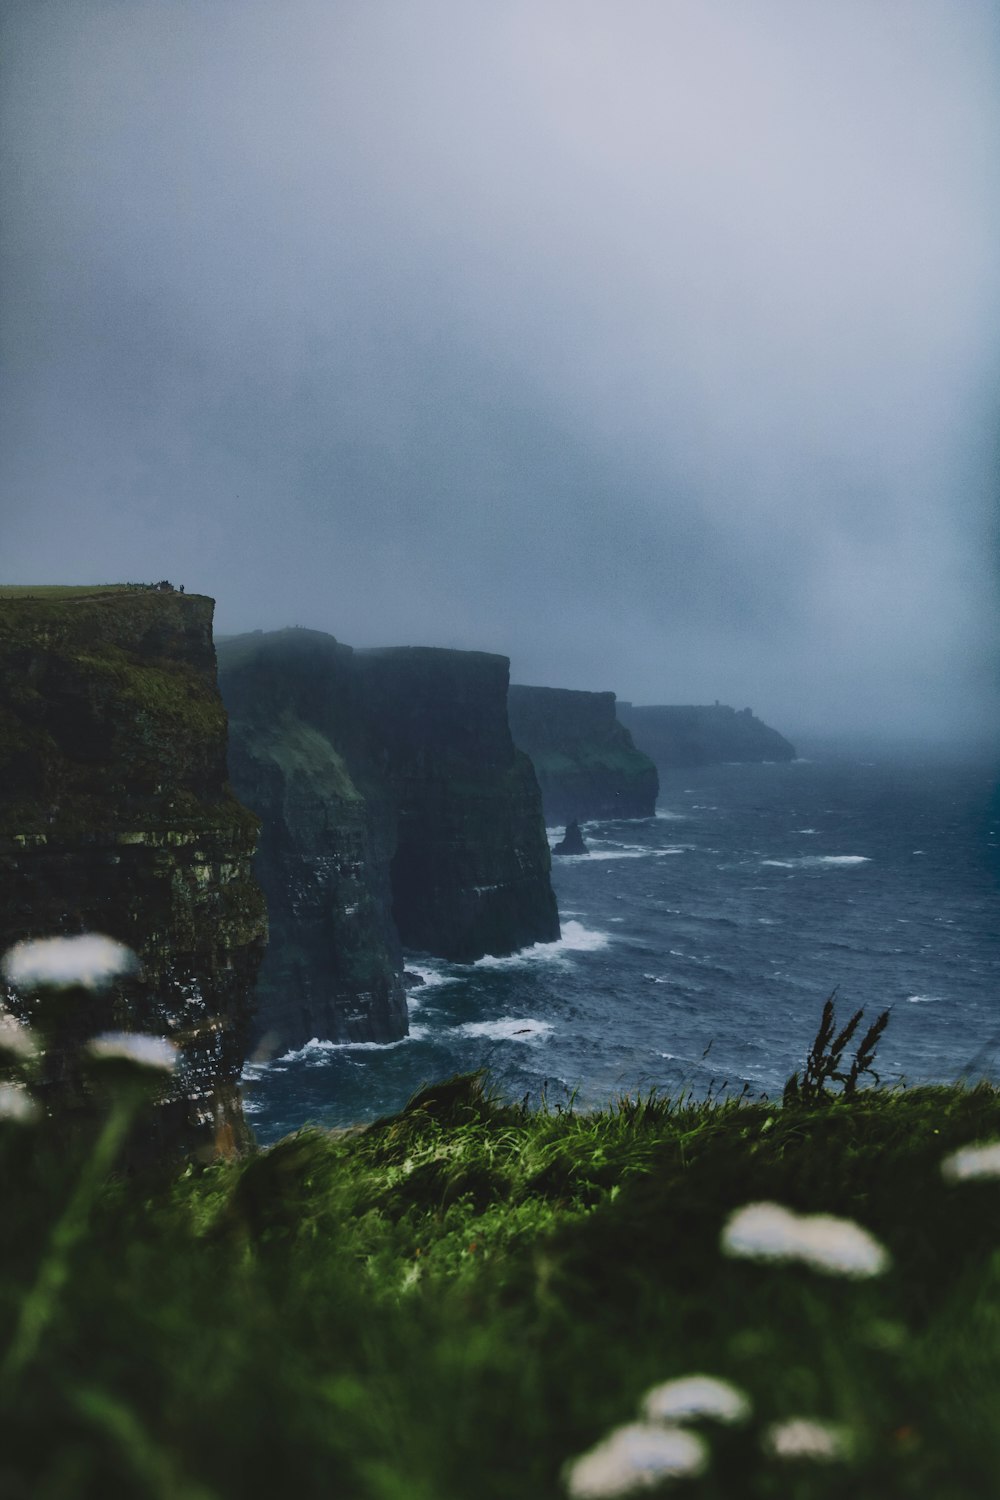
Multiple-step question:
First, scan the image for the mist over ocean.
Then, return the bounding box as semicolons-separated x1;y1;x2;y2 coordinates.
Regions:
244;749;999;1145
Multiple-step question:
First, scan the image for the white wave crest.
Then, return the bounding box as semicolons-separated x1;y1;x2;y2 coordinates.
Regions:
457;1017;553;1043
404;963;460;990
762;855;870;869
275;1026;429;1063
907;994;939;1004
472;920;609;969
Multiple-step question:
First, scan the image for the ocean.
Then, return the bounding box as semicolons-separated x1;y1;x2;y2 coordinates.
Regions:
243;749;1000;1146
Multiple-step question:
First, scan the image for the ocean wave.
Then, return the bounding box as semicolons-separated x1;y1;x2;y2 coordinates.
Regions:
471;919;610;969
556;844;688;862
457;1017;553;1043
404;963;461;990
274;1026;430;1064
655;809;687;821
907;994;939;1004
762;855;870;869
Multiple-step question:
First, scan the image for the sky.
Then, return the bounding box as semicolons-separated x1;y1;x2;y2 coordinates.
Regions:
2;0;998;743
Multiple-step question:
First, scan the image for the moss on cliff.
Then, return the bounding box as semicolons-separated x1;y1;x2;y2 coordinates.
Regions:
218;630;407;1052
0;590;267;1153
508;684;659;823
218;635;560;1046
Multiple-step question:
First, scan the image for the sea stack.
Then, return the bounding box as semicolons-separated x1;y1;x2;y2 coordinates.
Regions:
552;820;587;856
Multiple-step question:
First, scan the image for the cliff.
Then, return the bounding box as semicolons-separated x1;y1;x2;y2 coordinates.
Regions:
217;630;407;1052
0;587;267;1153
507;684;659;823
357;649;560;961
219;635;559;1048
617;702;796;768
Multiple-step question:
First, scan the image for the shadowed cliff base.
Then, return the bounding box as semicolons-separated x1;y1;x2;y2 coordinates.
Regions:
0;588;267;1155
219;632;559;1054
508;684;659;823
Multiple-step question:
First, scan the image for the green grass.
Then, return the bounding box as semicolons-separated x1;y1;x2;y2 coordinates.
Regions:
4;1073;1000;1497
0;584;136;598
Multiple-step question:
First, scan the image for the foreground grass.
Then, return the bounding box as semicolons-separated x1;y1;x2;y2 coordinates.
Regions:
3;1077;1000;1498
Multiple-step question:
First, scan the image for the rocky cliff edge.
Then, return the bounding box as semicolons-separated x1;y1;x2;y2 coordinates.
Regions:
0;588;267;1154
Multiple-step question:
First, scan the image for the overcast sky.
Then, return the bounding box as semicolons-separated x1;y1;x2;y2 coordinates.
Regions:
2;0;998;742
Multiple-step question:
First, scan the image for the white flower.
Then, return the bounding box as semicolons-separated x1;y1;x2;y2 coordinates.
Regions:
0;1018;37;1063
763;1418;850;1461
564;1423;707;1498
0;1082;40;1125
721;1201;889;1277
87;1032;178;1074
2;935;138;992
641;1375;750;1426
941;1141;1000;1183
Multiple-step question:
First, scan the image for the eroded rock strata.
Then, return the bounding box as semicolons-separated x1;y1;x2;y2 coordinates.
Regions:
0;589;267;1153
357;648;560;962
219;634;559;1051
217;630;406;1053
507;684;659;823
617;703;796;768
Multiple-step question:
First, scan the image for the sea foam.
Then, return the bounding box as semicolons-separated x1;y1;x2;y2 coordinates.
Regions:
551;843;688;862
404;963;461;990
275;1027;430;1064
762;855;870;869
472;919;609;969
457;1017;553;1043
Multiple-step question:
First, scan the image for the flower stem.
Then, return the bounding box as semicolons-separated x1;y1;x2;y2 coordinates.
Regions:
1;1097;136;1382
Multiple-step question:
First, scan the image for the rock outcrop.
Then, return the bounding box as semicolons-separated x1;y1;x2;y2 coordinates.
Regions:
617;703;796;768
0;588;267;1154
217;630;407;1053
219;634;559;1050
507;684;659;823
357;648;560;962
552;820;587;856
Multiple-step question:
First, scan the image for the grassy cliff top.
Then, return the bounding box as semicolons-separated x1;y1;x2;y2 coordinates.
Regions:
3;1071;1000;1497
0;584;211;600
0;587;240;833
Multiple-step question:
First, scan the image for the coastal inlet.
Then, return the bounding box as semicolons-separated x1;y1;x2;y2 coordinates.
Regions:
243;751;1000;1143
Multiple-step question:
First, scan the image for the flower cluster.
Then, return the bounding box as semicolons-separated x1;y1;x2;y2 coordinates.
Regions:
722;1200;889;1277
2;934;138;992
0;936;177;1122
941;1140;1000;1183
564;1374;748;1496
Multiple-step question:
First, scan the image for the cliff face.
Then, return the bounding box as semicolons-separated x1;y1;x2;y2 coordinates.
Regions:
0;589;267;1153
217;630;407;1053
507;684;659;824
358;649;560;962
218;635;559;1047
617;703;796;768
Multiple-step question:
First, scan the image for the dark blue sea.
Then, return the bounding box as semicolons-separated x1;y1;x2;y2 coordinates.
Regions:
244;750;1000;1145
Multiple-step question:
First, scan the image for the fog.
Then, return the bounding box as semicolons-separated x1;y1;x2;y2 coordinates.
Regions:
2;0;998;744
